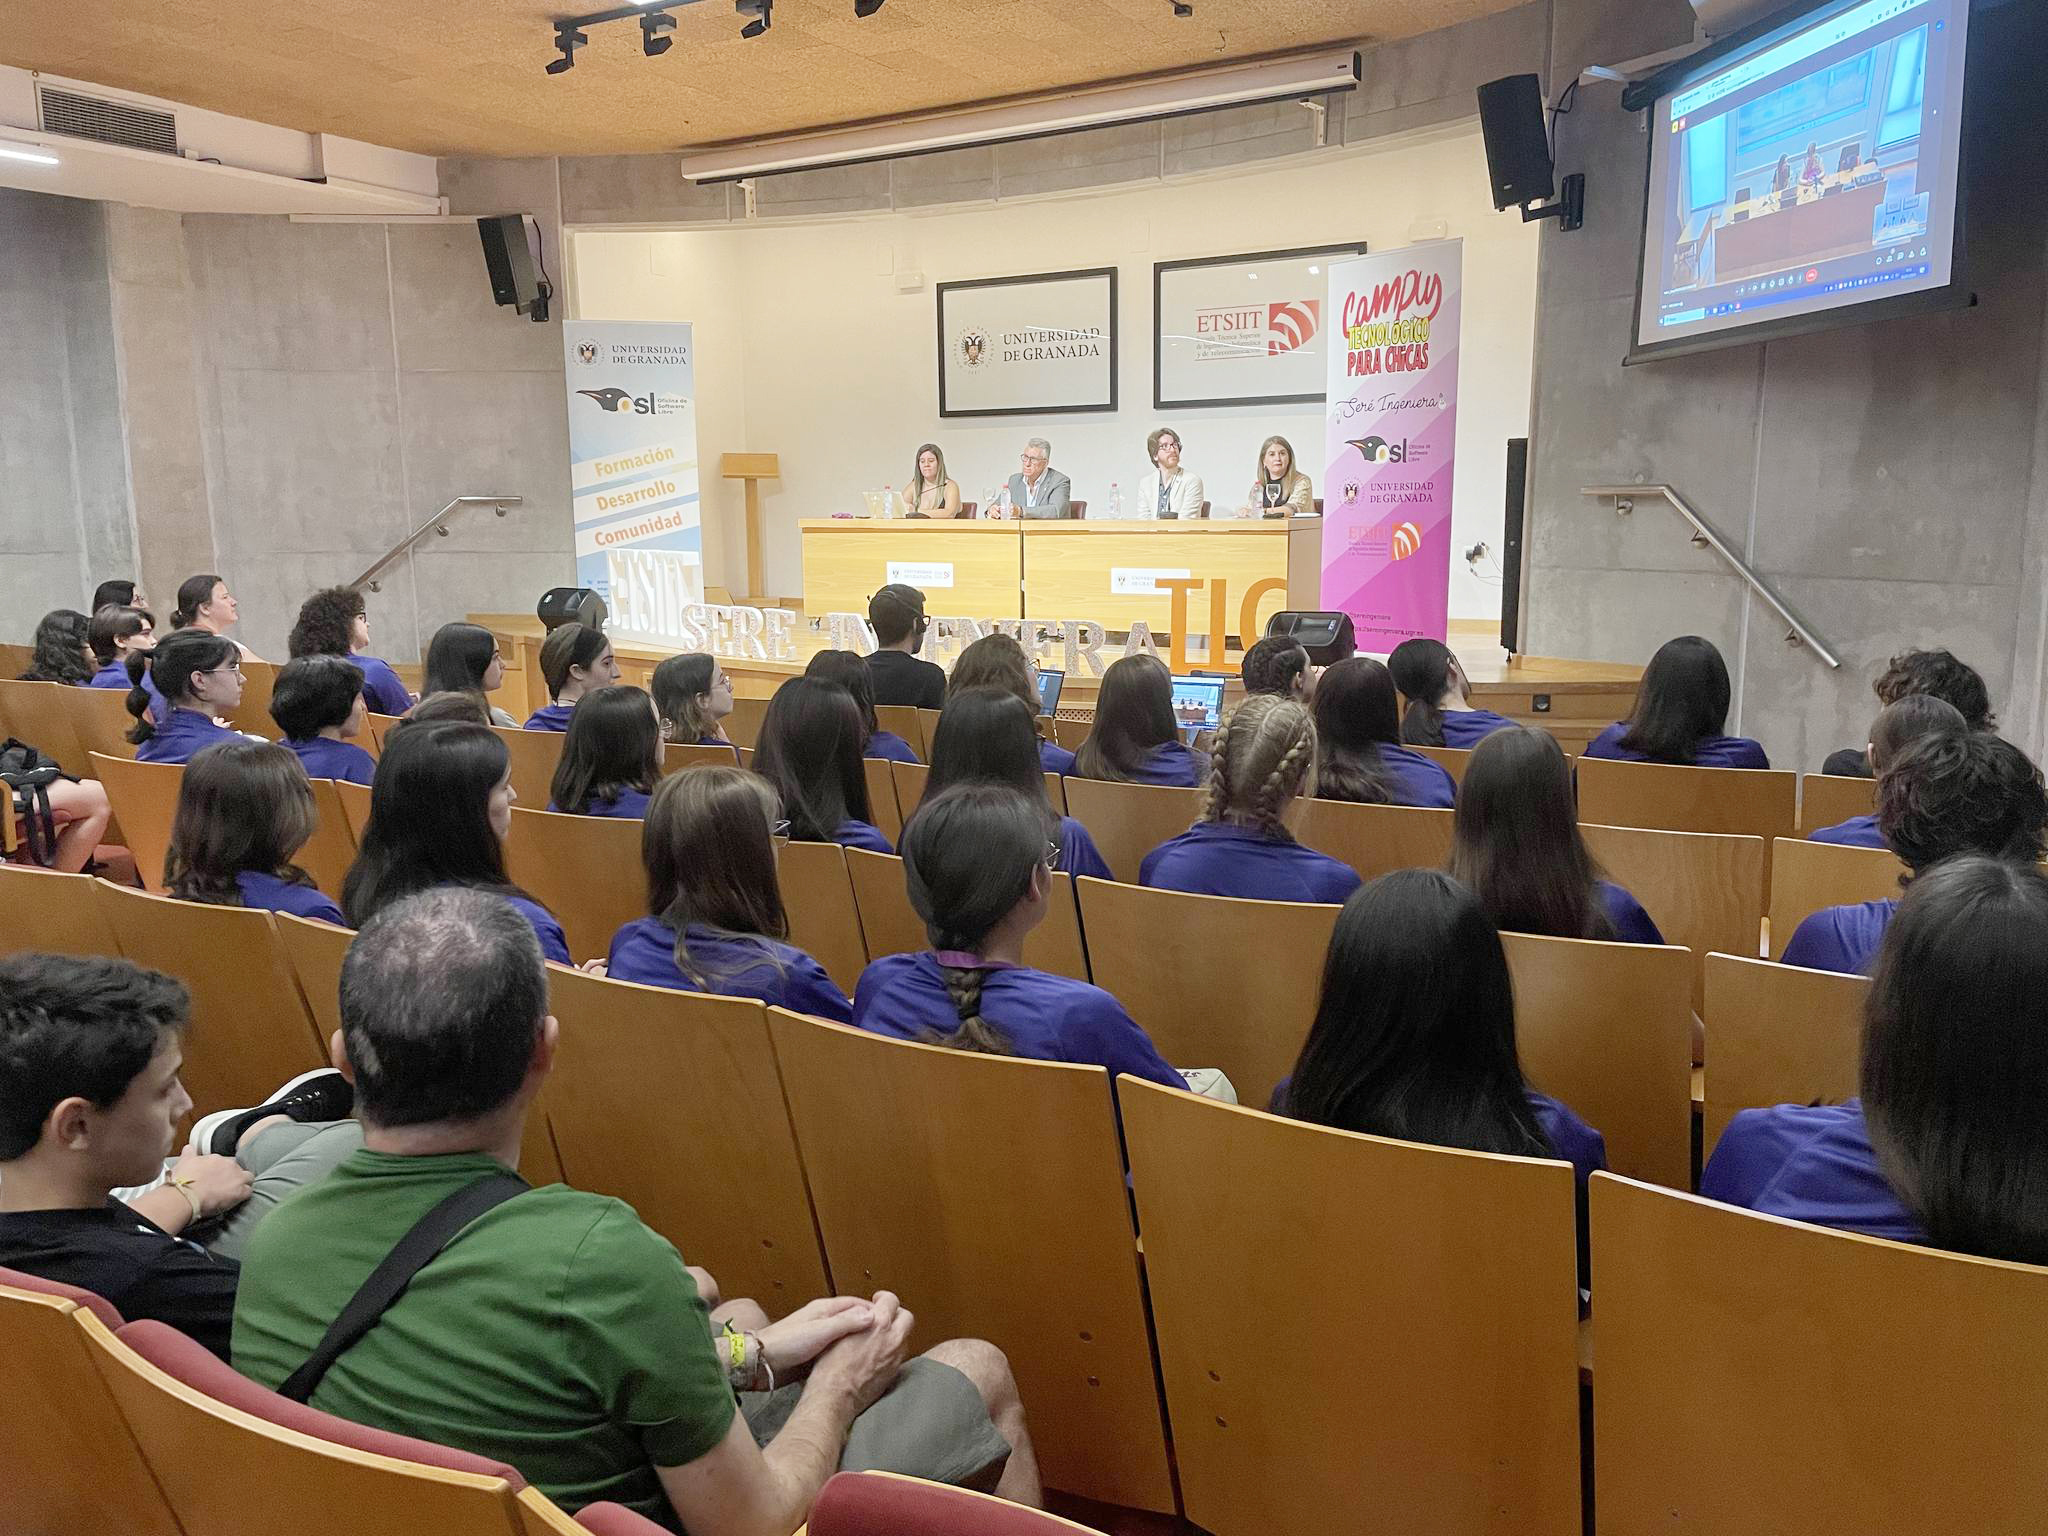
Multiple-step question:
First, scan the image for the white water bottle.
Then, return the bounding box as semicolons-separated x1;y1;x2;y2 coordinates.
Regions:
1108;481;1122;520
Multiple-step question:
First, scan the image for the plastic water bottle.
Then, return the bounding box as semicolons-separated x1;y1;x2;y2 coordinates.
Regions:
1108;482;1123;520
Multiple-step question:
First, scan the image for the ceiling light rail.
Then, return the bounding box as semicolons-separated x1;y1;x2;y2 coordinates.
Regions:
545;0;886;69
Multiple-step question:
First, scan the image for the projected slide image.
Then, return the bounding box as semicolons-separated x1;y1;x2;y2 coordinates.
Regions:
1638;0;1967;352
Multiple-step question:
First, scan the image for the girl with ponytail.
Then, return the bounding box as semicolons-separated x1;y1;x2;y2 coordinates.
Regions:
853;783;1181;1086
126;629;248;764
1139;695;1361;904
1386;638;1514;749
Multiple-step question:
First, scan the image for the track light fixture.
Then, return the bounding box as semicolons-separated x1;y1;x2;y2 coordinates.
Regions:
1170;2;1193;14
736;0;771;38
545;24;588;74
551;1;809;74
641;9;676;54
854;0;886;15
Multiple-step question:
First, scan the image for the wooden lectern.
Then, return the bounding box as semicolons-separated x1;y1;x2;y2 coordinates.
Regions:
720;452;780;602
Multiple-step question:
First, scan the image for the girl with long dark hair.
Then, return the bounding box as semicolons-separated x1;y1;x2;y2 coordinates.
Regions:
164;740;343;924
269;655;376;786
606;765;851;1019
126;629;246;764
421;622;517;727
1311;657;1456;808
853;784;1180;1084
922;688;1110;880
751;676;893;852
287;586;412;716
340;720;570;962
805;649;920;763
650;652;736;751
1141;695;1359;904
1071;654;1207;788
525;623;620;732
1447;727;1661;943
1582;635;1767;767
947;632;1073;775
1385;638;1514;750
547;685;661;818
19;610;93;685
1705;855;2048;1264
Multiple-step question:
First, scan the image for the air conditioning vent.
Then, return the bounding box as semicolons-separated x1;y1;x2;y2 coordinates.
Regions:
37;86;180;156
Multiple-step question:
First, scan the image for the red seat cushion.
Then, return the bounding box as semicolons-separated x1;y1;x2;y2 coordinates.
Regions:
0;1262;125;1330
572;1504;674;1535
114;1319;526;1486
808;1471;1103;1536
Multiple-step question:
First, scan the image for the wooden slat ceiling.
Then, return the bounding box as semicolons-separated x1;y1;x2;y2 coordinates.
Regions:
0;0;1521;158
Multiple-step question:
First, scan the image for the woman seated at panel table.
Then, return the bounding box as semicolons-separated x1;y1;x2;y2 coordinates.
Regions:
164;739;345;925
1387;638;1516;750
651;652;738;754
1273;869;1607;1282
806;650;921;763
1779;724;2048;976
1236;435;1314;518
902;442;962;519
752;676;895;853
1581;635;1769;769
270;655;377;787
1071;654;1208;789
1140;696;1361;905
1448;727;1662;945
853;783;1182;1088
606;764;852;1020
946;632;1073;775
1808;696;1964;850
921;687;1111;882
524;622;620;732
1311;657;1456;810
547;685;662;819
1703;855;2048;1266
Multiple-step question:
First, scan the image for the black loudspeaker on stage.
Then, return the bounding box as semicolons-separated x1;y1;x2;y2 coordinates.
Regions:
1476;74;1555;211
537;588;607;632
1265;611;1358;667
1501;437;1528;655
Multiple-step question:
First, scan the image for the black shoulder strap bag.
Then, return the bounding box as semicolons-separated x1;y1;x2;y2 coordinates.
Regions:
277;1171;527;1404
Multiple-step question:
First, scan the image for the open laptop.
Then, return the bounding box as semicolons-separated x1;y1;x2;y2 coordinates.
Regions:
1035;668;1064;717
1169;674;1226;736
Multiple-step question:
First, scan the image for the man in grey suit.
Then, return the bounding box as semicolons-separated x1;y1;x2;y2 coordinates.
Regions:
1005;437;1073;520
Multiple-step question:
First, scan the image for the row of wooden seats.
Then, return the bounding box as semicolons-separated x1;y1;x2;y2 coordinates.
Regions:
0;894;2019;1535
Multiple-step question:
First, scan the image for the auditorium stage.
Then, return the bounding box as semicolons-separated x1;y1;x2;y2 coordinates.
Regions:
475;611;1641;753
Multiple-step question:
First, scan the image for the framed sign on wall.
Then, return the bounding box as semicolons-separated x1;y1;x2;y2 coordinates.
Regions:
1153;242;1366;410
937;267;1118;418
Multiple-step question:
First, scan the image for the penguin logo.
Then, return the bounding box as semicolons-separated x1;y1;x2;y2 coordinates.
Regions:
1349;435;1393;465
1390;521;1423;561
577;388;634;413
575;340;599;365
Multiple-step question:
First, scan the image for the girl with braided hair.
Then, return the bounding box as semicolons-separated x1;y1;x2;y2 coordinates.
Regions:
852;784;1181;1086
1138;695;1361;904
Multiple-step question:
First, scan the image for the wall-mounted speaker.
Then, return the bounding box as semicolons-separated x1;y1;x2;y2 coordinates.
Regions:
1265;610;1358;666
478;214;550;321
1476;74;1555;210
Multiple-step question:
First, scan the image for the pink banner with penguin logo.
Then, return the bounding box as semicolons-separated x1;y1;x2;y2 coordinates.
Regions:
1321;241;1462;649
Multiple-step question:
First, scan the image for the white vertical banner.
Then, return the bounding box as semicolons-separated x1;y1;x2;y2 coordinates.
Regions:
563;322;702;628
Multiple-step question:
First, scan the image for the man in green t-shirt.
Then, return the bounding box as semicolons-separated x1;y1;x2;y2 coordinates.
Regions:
232;888;1038;1533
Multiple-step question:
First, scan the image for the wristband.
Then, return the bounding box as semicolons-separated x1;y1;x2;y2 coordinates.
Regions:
169;1177;204;1226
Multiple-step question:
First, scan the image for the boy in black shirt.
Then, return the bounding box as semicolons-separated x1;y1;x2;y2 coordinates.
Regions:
865;584;947;710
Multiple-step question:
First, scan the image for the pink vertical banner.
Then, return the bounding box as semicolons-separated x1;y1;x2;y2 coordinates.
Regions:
1321;241;1462;650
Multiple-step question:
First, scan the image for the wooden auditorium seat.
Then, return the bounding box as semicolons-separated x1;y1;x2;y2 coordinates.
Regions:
1122;1080;1582;1536
1077;878;1335;1107
487;724;566;811
1501;932;1694;1189
778;839;869;993
660;741;742;773
874;704;927;758
273;908;354;1041
1051;717;1091;752
1799;772;1878;834
93;882;328;1116
1576;757;1797;882
1766;837;1904;959
916;707;944;756
90;752;184;892
1701;953;1869;1160
0;864;120;957
890;759;930;819
863;758;903;843
62;681;140;763
1408;743;1473;785
1580;823;1767;1010
724;694;769;749
1294;799;1455;881
542;966;827;1308
0;678;92;776
335;778;373;841
0;640;31;677
0;1282;182;1536
223;660;280;736
366;712;405;749
1059;779;1204;883
765;1009;1176;1513
502;806;645;965
807;1471;1112;1536
845;849;1089;981
1591;1174;2048;1535
297;778;362;900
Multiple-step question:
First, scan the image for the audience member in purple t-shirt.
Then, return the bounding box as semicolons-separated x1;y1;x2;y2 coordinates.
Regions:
1449;726;1666;947
284;586;414;718
1311;657;1458;810
1579;635;1768;769
650;652;739;760
755;675;899;857
271;655;377;786
1806;696;1968;852
161;738;345;926
859;780;1180;1087
526;622;620;732
546;685;660;821
805;648;923;768
1713;856;2048;1270
1071;653;1211;791
1387;637;1517;752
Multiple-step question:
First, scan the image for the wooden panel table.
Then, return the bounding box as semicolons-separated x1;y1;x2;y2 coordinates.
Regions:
800;518;1021;619
1022;517;1321;637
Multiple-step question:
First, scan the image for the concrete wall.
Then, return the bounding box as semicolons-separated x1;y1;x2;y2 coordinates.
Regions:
1524;0;2048;767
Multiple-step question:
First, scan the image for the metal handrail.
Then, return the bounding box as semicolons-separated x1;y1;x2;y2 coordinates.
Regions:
351;496;524;593
1581;484;1840;669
